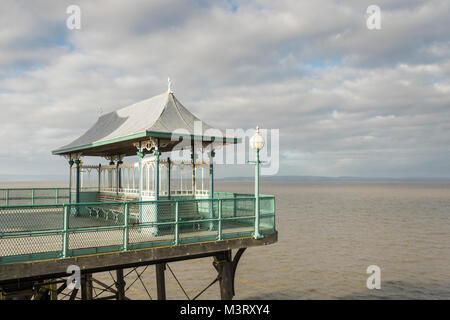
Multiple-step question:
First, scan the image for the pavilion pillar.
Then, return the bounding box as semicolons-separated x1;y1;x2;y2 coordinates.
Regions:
136;143;144;202
209;150;215;231
115;156;123;195
109;158;115;191
117;158;123;191
75;159;81;204
153;143;161;236
167;158;171;200
98;164;101;192
68;159;74;204
154;148;160;200
191;140;196;196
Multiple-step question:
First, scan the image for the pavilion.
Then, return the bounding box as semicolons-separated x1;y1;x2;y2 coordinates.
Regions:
0;81;276;301
52;81;239;206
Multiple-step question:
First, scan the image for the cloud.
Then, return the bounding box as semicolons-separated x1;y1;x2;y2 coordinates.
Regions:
0;0;449;178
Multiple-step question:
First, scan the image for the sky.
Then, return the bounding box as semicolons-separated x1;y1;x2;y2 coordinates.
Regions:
0;0;449;179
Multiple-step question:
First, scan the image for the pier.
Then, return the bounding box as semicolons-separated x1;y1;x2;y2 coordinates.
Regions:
0;84;277;300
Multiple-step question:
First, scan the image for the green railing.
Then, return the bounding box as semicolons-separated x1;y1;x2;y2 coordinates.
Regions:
0;188;70;206
0;194;276;264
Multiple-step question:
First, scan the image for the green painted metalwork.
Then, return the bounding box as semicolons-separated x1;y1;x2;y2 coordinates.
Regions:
167;158;171;200
52;131;240;156
209;150;215;231
174;201;179;245
0;193;275;265
123;203;129;251
52;132;148;155
62;205;69;258
218;199;223;241
75;159;81;204
68;159;74;204
0;188;70;205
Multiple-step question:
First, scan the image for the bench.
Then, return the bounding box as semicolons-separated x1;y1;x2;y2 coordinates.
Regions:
87;194;204;232
87;194;138;222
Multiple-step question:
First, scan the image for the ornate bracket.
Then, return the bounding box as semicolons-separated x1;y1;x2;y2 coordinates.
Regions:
133;138;158;152
62;152;82;162
104;154;126;164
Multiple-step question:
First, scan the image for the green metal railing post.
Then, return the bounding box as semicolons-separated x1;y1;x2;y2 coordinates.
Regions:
5;189;8;206
123;203;129;251
62;205;69;258
218;199;223;241
154;145;160;236
233;193;237;217
55;189;59;204
31;189;35;205
137;142;144;223
174;201;179;245
68;159;74;204
272;197;276;232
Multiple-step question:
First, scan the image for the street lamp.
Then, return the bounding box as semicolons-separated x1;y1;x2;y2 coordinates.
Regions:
249;126;265;239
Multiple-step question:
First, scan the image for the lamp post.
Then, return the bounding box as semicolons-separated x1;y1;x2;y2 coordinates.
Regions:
249;126;265;239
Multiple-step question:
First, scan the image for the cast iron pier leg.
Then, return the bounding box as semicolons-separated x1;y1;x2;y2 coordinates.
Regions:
116;269;126;300
81;273;93;300
214;250;233;300
156;263;166;300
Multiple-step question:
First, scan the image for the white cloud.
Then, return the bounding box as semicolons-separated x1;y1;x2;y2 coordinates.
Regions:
0;0;449;178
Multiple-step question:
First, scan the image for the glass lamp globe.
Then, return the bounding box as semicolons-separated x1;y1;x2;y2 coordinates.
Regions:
249;126;265;151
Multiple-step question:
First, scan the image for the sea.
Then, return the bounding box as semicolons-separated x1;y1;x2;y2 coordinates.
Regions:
1;180;449;299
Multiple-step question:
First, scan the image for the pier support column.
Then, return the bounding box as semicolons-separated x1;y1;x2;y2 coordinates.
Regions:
75;159;81;204
214;250;233;300
116;269;126;300
81;274;93;300
155;263;166;300
68;159;74;203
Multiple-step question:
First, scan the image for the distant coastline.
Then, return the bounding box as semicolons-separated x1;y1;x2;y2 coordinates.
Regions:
1;174;450;184
217;175;450;182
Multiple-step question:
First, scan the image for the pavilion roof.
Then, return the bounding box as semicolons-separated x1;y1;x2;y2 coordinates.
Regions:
52;91;239;158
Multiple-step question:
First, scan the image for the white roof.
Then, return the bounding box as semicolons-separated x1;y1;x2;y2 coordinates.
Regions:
53;91;234;156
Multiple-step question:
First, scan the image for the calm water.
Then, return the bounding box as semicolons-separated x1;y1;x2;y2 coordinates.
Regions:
1;181;449;299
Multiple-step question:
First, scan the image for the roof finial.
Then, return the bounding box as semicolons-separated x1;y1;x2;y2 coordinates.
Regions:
97;106;103;117
168;77;173;94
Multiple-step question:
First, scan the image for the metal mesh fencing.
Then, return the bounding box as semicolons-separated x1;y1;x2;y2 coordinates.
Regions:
0;205;63;233
0;194;275;264
0;204;64;259
0;234;62;256
0;188;69;206
68;228;123;251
